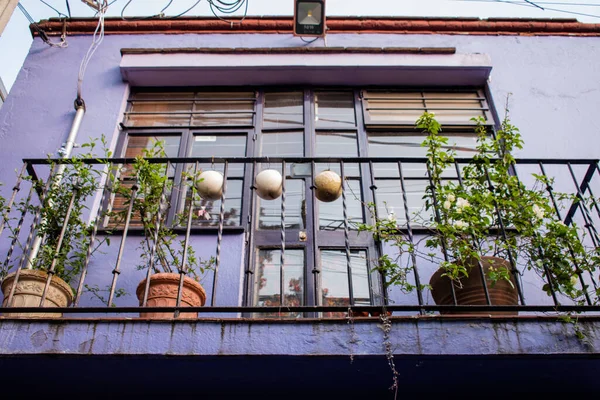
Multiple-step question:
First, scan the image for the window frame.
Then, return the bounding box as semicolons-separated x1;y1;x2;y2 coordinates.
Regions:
114;86;497;314
112;88;258;231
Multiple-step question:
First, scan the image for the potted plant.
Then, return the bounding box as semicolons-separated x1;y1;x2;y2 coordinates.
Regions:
416;111;600;313
113;141;214;319
1;138;111;317
360;111;600;315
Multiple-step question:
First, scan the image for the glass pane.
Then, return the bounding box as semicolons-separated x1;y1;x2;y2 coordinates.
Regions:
192;134;247;178
257;179;305;230
132;92;195;100
425;92;485;122
316;131;357;156
260;131;304;176
365;91;487;125
366;91;424;124
315;91;356;128
254;249;304;318
126;92;255;127
107;179;174;229
368;132;479;178
125;135;180;158
127;96;193;126
109;135;181;228
319;180;363;231
123;135;179;177
182;178;243;227
192;92;255;127
261;131;304;157
321;249;370;318
263;92;303;129
316;131;359;177
374;179;430;227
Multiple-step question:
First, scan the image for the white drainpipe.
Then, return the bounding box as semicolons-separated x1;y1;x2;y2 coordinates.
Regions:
27;99;86;269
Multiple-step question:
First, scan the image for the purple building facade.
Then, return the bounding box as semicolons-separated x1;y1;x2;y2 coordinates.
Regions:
0;17;600;396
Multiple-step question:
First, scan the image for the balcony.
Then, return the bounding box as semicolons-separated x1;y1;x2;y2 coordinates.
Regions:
0;154;598;317
1;154;600;395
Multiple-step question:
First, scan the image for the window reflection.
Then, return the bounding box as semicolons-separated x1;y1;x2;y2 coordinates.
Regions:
320;249;370;318
315;91;356;128
263;92;304;129
254;249;305;318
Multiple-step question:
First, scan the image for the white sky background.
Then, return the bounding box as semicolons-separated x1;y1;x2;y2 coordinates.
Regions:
1;0;600;92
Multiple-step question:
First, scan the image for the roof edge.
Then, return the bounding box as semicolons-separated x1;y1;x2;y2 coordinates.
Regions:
33;16;600;37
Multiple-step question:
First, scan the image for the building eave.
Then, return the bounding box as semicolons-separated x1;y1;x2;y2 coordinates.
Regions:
33;16;600;38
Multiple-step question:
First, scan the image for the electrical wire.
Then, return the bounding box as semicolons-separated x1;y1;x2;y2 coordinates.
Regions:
39;0;69;18
207;0;249;24
300;37;319;44
453;0;600;19
456;0;600;6
492;0;600;18
121;0;197;20
160;0;175;15
523;0;544;10
173;0;203;17
77;1;109;102
18;3;68;48
121;0;133;19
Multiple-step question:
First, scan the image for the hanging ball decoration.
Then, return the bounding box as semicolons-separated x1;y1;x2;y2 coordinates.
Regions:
255;169;283;200
196;170;224;200
314;170;342;202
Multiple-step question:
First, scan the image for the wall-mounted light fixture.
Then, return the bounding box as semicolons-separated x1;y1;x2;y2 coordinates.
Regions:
294;0;326;37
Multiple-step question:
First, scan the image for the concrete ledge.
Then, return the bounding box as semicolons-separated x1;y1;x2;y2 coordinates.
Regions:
1;316;597;357
120;52;492;87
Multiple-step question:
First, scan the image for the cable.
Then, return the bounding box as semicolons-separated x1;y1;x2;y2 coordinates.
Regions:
492;0;600;19
66;0;72;18
121;0;133;19
523;0;544;10
173;0;202;17
78;1;109;101
39;0;69;18
456;0;600;6
453;0;600;18
160;0;174;15
18;3;68;48
207;0;249;24
122;0;196;20
300;37;319;44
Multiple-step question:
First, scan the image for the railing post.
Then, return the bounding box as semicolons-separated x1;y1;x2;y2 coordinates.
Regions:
212;161;228;307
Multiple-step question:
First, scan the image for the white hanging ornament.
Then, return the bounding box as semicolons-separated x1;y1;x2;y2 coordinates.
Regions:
314;170;342;202
196;170;224;200
255;169;283;200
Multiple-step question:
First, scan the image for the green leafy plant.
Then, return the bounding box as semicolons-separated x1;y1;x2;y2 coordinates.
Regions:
112;140;214;280
359;110;600;306
415;111;600;304
357;205;418;293
7;136;113;288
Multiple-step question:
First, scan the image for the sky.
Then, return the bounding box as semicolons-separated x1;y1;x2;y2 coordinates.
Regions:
1;0;600;93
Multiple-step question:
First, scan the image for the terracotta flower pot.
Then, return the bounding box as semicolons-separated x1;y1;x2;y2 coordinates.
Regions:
1;269;74;318
136;273;206;319
429;256;519;316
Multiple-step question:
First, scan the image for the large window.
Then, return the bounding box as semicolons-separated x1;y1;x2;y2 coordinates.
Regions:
116;87;494;315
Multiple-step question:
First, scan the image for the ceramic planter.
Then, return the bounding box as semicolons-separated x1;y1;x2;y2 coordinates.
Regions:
136;273;207;319
1;269;74;318
429;256;519;316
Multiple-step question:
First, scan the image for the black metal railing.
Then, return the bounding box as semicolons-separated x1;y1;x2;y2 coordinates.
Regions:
0;156;599;318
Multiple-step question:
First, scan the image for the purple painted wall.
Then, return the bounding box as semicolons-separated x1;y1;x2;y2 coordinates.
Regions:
1;31;599;358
